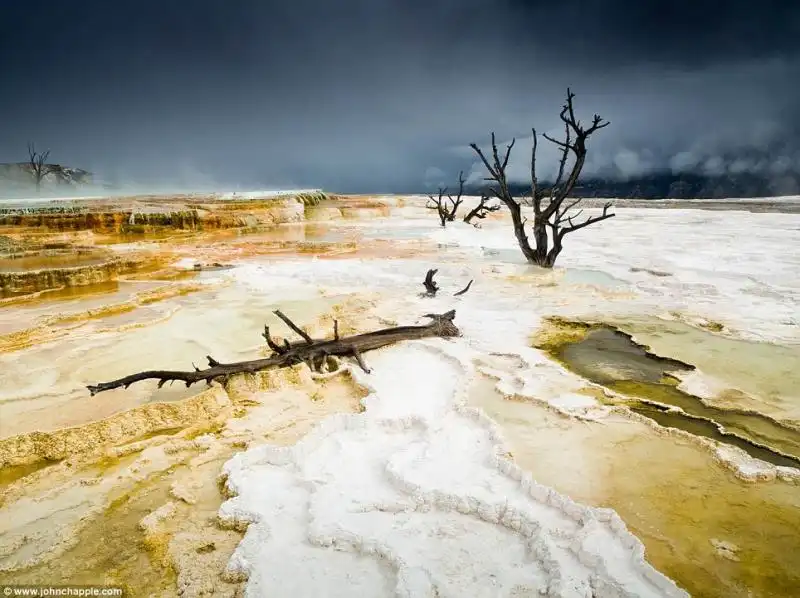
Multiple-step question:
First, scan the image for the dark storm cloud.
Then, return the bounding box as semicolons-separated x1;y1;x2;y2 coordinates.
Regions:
1;1;798;192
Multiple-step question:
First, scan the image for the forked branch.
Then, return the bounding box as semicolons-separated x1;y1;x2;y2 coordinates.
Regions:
87;310;462;396
463;193;501;226
557;201;614;239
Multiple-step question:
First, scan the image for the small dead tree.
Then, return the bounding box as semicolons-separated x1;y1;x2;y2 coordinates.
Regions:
469;89;614;268
27;143;54;192
463;193;501;227
426;171;466;226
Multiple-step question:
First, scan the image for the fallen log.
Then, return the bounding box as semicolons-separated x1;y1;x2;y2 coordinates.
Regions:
86;310;461;396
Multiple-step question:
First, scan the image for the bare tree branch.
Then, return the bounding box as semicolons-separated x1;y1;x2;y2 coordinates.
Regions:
273;309;313;345
463;193;501;226
530;128;540;213
558;202;615;239
262;325;287;354
453;280;473;296
445;171;466;219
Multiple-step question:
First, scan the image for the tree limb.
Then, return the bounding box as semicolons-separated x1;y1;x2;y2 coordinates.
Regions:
454;280;473;296
273;309;313;345
87;310;461;396
463;193;501;226
558;202;615;239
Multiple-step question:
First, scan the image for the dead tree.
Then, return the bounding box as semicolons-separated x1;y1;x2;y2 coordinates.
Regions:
469;89;615;268
27;143;54;192
86;309;460;395
426;171;466;227
421;268;473;297
463;193;501;227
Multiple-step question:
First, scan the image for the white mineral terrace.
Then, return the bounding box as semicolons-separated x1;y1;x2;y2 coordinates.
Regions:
220;343;686;597
1;195;798;597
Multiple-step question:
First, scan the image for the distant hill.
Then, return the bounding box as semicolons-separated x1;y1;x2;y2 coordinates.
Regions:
464;171;800;199
0;162;93;193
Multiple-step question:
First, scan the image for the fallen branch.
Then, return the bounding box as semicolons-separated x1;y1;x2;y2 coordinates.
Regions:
454;280;473;296
421;269;473;297
87;310;461;396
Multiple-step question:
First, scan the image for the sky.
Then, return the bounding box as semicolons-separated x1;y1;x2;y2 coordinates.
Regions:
1;0;799;193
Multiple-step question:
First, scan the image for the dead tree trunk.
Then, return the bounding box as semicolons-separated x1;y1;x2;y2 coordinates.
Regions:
423;268;440;295
27;143;53;193
463;193;501;227
469;89;614;268
426;171;466;226
87;310;461;396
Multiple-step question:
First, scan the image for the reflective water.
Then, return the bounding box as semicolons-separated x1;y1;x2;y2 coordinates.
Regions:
555;327;800;466
468;375;800;598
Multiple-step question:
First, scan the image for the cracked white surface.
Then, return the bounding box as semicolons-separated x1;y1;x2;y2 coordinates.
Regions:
219;343;687;598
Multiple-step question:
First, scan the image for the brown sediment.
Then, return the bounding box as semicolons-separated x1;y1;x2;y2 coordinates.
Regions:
529;316;597;352
0;193;341;238
0;358;369;597
0;246;174;297
0;194;403;256
0;386;231;469
0;257;133;296
0;249;112;272
134;283;210;305
0;194;422;300
532;317;800;470
0;280;122;308
0;281;211;353
0;459;60;494
468;374;800;598
0;211;200;233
